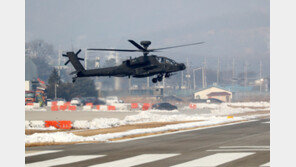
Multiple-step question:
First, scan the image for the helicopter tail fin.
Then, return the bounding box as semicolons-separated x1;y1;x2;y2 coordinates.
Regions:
63;49;85;72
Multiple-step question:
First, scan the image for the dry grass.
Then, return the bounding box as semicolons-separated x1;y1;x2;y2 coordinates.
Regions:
25;121;202;136
25;129;75;135
109;120;245;141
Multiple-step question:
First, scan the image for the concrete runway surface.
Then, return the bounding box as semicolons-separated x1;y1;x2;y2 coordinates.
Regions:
25;118;270;167
25;109;211;121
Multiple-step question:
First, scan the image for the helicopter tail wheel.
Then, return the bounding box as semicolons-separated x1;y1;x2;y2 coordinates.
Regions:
152;78;158;83
72;76;77;83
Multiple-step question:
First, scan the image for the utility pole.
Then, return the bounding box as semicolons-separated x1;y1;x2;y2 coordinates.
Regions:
193;67;202;90
58;50;61;77
204;58;207;88
260;61;262;92
85;49;88;70
186;57;190;89
232;57;235;86
217;56;220;85
162;76;165;96
147;77;149;88
54;83;58;99
128;77;132;94
202;57;207;88
181;71;184;88
193;69;196;90
244;61;248;87
202;66;204;88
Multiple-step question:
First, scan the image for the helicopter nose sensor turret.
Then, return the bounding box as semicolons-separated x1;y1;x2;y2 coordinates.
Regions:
180;63;186;70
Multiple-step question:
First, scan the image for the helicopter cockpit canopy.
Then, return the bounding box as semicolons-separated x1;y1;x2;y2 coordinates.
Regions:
156;57;178;65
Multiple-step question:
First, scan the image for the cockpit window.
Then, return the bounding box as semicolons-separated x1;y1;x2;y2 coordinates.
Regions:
156;57;177;65
156;57;165;63
166;58;177;65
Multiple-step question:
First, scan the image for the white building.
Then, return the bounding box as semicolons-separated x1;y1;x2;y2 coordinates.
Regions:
194;86;233;102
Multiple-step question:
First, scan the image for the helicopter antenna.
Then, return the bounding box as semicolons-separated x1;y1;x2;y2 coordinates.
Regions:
70;38;74;51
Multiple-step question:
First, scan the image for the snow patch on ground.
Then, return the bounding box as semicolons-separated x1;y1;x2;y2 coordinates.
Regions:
227;101;270;108
186;102;270;116
189;101;269;110
25;104;270;144
25;116;246;144
72;112;209;129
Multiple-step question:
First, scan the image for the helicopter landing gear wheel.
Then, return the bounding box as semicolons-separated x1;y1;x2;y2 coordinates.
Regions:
157;74;163;82
157;76;163;82
165;73;170;78
152;78;157;83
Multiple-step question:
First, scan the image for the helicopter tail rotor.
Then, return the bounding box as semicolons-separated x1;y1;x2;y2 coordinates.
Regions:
63;49;85;72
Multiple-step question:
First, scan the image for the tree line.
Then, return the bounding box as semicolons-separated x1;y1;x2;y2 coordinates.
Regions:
46;68;97;101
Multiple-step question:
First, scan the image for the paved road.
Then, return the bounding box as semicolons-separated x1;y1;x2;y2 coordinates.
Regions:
26;118;270;167
25;109;211;121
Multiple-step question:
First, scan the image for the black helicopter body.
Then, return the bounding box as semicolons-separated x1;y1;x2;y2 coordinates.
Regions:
63;40;203;83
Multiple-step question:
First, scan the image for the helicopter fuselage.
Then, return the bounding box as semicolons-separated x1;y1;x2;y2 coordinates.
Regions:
77;55;186;78
64;40;202;83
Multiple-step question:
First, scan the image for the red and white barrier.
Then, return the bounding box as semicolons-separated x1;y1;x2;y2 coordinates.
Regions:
25;103;41;111
131;103;139;109
25;120;74;129
26;102;157;112
189;103;197;109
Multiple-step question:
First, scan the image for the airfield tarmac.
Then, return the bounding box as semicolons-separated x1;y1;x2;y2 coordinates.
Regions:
25;118;270;167
25;109;211;121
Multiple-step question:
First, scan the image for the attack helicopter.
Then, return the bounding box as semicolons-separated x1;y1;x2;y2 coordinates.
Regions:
63;40;204;83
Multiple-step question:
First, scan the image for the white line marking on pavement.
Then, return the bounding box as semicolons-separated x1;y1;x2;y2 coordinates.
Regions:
207;149;269;152
25;150;62;157
219;146;270;149
26;155;105;167
170;152;255;167
112;120;258;143
89;154;179;167
260;162;270;166
262;121;270;124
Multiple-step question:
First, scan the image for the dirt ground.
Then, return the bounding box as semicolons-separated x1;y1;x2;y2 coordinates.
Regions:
25;120;203;136
72;120;203;137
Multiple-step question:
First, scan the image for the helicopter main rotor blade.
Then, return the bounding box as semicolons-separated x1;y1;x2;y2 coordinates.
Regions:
87;48;140;52
128;40;147;52
149;42;205;51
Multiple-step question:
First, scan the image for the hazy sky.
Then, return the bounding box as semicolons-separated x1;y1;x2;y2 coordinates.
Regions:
26;0;269;73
